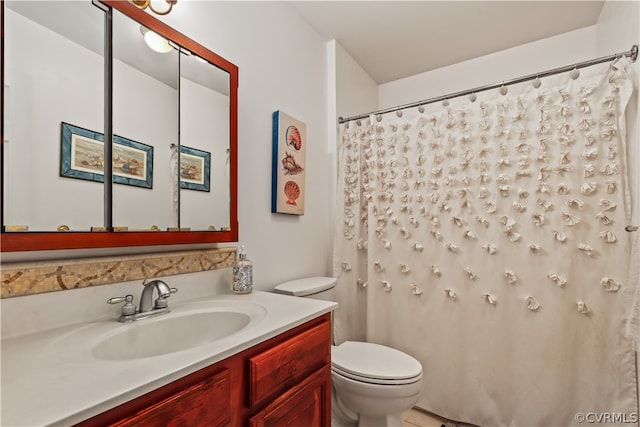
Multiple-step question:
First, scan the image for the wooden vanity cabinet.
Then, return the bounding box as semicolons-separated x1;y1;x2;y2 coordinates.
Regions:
75;313;331;427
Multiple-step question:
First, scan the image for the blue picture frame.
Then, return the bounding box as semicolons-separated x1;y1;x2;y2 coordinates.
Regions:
60;122;153;189
179;145;211;192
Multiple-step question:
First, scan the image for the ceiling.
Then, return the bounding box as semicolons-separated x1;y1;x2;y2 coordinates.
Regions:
287;1;606;84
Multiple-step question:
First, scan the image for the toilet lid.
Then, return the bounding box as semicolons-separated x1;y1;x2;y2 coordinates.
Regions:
331;341;422;385
273;276;337;297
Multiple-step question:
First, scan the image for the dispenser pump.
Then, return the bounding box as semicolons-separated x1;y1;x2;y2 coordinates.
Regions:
238;245;248;260
232;245;253;294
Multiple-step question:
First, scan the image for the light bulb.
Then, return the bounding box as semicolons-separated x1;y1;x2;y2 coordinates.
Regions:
140;27;173;53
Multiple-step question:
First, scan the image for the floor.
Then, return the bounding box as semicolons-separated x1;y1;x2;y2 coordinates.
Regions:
401;408;448;427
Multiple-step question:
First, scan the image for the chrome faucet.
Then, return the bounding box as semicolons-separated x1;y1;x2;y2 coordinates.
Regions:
108;279;177;322
140;279;173;312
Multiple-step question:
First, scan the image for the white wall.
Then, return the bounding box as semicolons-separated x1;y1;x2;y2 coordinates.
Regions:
379;25;598;108
596;0;639;56
335;42;379;120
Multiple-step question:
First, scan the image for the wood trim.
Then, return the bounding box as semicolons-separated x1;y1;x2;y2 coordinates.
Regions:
1;230;238;252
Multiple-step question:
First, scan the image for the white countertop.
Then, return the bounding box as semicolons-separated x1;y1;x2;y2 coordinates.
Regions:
1;291;336;426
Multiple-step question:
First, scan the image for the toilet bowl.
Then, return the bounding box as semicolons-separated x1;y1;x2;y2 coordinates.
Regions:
331;340;423;427
273;277;423;427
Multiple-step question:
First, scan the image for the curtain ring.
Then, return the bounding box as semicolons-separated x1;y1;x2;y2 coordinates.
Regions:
443;99;449;107
570;68;580;80
469;93;477;103
532;77;541;88
356;119;362;126
499;85;508;96
396;110;403;118
376;114;383;122
418;105;425;113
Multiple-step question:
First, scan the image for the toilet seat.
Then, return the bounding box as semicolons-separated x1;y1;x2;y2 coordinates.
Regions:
331;341;423;386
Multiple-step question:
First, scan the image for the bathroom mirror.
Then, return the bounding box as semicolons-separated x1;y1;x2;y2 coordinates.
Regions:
179;51;232;231
111;8;180;231
1;0;239;251
3;1;106;233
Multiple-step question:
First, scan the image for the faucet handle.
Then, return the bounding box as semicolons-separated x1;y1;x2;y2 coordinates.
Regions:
107;294;136;316
154;288;178;309
157;287;179;299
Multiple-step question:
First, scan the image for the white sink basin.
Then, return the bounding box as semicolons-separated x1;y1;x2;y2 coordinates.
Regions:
92;310;254;360
46;300;268;361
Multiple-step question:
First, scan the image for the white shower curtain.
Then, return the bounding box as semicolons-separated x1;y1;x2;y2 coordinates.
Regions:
333;57;637;426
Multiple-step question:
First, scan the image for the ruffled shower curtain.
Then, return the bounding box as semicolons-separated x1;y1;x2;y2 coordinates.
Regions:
333;57;637;426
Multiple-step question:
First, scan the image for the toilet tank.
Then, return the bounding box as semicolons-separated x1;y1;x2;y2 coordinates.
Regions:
273;276;337;301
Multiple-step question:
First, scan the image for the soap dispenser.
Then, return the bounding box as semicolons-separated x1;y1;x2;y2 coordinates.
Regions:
232;245;253;294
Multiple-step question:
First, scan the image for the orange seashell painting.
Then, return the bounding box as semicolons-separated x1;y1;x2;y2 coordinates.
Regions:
272;111;306;215
284;181;300;206
281;152;304;175
286;125;302;150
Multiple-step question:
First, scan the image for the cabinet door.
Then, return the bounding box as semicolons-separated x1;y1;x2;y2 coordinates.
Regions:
248;320;331;407
111;369;231;427
248;365;331;427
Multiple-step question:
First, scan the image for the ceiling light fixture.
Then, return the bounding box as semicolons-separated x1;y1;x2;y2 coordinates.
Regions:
139;26;173;53
129;0;177;16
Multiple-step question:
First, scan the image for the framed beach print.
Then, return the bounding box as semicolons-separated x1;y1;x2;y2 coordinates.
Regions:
60;122;153;189
112;134;153;188
179;145;211;192
271;111;306;215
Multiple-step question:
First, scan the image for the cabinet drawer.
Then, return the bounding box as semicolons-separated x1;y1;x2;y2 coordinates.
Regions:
248;320;331;407
111;369;231;427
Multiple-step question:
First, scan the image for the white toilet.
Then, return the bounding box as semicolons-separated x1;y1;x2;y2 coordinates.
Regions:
273;276;423;427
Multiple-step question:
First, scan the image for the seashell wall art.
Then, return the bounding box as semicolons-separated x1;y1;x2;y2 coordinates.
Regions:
272;111;306;214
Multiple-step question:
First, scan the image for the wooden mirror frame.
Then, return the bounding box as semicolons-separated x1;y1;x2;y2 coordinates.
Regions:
0;0;238;251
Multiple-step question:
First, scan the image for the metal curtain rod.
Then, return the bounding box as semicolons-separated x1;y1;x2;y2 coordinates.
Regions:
338;44;639;124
